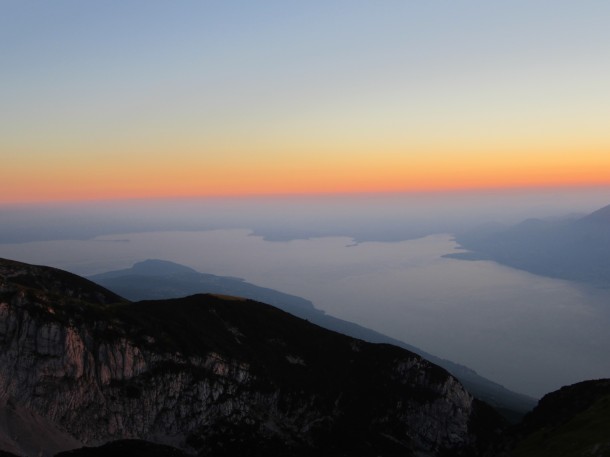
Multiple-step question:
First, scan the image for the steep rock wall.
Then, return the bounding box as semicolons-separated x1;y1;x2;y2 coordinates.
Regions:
0;260;495;456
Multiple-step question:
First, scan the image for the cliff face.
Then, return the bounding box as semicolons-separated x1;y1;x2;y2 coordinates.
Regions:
0;258;502;456
89;259;537;421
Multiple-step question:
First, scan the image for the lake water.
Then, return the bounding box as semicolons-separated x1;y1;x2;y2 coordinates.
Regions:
2;229;609;398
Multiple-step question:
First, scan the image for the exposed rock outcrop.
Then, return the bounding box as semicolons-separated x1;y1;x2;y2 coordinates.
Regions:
89;259;537;420
0;258;504;456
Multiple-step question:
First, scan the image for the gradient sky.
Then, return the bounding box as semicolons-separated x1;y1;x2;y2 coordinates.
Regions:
2;1;610;203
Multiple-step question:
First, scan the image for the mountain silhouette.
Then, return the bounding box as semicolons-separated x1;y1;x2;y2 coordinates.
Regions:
448;203;610;287
0;257;505;456
90;259;536;420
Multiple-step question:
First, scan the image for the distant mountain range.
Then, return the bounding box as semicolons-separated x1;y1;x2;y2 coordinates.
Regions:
447;203;610;287
89;259;536;420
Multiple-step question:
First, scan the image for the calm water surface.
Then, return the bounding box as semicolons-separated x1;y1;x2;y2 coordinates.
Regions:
2;230;609;397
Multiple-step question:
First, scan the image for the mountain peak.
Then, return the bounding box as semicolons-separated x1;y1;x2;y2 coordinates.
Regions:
0;257;125;305
130;259;199;275
89;259;200;281
579;204;610;225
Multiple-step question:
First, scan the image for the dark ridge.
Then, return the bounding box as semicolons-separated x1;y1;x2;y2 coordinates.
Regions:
0;257;126;305
89;259;536;420
118;293;451;394
54;439;189;457
519;379;610;432
504;379;610;457
578;204;610;225
89;259;316;311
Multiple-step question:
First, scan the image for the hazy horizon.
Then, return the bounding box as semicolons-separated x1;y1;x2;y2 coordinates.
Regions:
2;187;609;244
2;192;610;398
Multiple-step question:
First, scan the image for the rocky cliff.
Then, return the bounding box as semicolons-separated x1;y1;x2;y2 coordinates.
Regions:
0;258;503;456
89;259;536;421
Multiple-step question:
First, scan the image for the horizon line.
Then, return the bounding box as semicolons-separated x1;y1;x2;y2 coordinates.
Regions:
2;182;610;207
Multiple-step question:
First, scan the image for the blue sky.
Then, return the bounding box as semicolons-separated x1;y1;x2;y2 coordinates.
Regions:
2;1;610;202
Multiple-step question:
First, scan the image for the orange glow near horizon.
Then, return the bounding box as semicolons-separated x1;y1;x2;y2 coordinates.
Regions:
3;143;610;204
4;2;610;206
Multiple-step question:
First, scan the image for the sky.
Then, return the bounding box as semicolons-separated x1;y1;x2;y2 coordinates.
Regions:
2;1;610;203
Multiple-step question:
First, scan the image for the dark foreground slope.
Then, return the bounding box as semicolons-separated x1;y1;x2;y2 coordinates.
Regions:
0;258;504;457
506;379;610;457
55;439;190;457
90;259;536;419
